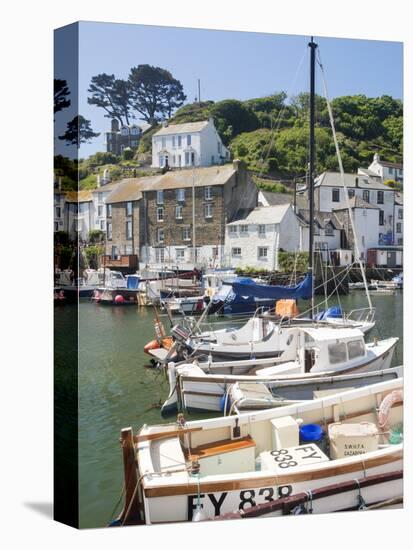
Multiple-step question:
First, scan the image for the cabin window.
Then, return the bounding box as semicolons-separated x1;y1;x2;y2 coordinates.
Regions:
347;340;365;360
332;188;340;202
328;342;347;364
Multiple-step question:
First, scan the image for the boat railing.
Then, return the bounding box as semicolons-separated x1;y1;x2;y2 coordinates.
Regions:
345;307;376;323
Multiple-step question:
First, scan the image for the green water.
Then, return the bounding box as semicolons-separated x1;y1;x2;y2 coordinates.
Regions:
54;292;403;528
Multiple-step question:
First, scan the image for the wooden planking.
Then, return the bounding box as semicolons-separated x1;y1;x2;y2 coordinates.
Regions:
143;449;402;497
135;426;202;443
188;436;256;461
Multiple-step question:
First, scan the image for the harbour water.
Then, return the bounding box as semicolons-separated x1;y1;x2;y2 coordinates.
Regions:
54;292;403;528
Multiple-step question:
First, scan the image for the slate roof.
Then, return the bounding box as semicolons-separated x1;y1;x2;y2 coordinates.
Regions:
333;196;379;210
315;171;390;191
258;190;293;206
105;164;236;204
227;204;291;226
153;120;210;137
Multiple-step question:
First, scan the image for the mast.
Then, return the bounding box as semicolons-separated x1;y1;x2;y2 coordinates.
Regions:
308;36;317;318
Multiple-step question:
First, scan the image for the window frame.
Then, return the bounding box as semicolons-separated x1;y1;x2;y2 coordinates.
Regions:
231;247;241;257
258;246;268;260
332;188;340;202
175;205;183;220
157;206;164;222
126;220;132;240
204;203;213;218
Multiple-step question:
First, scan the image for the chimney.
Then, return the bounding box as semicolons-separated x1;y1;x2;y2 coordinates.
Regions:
233;159;241;171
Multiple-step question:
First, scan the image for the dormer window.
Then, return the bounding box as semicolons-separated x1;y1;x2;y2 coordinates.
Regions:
121;126;129;136
130;126;139;136
187;135;191;146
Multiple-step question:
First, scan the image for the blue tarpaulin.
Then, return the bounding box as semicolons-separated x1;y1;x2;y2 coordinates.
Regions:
230;272;312;301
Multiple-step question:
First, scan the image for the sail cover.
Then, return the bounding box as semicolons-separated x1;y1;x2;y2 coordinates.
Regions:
229;272;312;300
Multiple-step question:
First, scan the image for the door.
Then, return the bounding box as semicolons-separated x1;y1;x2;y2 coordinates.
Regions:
305;349;315;373
387;251;396;267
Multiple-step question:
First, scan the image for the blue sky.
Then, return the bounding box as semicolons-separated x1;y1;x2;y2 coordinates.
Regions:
55;21;403;158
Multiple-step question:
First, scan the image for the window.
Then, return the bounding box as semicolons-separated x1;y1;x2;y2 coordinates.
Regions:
55;206;61;218
205;204;213;218
362;190;370;203
157;207;164;222
126;202;133;216
332;188;340;202
107;222;112;240
347;189;355;199
126;220;132;240
107;204;112;217
98;205;103;217
377;191;384;204
176;188;185;202
97;192;103;203
172;136;176;147
389;167;394;175
131;126;139;136
328;342;347;364
185;152;190;165
177;135;182;147
240;225;248;234
379;210;384;226
182;227;191;241
187;134;191;146
175;205;183;219
131;140;138;147
398;209;403;220
155;248;165;263
205;186;212;200
347;340;365;360
161;137;166;148
232;247;241;256
157;190;164;204
396;223;402;233
258;224;266;236
176;248;185;262
100;220;105;231
258;247;268;260
211;155;215;164
121;126;129;136
157;228;164;243
54;221;58;231
325;223;333;236
229;226;238;236
398;238;403;245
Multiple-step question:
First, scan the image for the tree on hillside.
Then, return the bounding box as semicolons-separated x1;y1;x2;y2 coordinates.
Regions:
59;115;100;148
54;79;71;115
128;65;186;124
88;73;133;126
210;100;260;145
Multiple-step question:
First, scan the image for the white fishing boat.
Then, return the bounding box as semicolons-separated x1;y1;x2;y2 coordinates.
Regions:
161;295;206;315
161;329;399;414
118;378;403;524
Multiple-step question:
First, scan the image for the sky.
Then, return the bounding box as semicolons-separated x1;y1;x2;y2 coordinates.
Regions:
54;21;403;158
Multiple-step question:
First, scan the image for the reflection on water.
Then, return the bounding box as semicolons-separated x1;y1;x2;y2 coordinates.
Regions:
55;292;403;528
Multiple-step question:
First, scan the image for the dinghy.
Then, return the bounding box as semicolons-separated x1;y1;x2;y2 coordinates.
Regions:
119;378;403;524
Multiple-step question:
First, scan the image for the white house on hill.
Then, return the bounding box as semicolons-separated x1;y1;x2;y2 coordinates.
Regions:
367;153;403;184
224;204;302;270
151;118;230;169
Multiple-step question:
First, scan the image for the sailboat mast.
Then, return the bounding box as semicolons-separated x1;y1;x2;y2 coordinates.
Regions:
308;36;317;317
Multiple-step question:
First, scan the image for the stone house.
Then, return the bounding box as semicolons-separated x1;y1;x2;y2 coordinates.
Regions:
151;118;230;169
104;119;149;156
104;160;257;269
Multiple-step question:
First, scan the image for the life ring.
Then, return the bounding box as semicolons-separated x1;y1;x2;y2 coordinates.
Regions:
378;389;403;430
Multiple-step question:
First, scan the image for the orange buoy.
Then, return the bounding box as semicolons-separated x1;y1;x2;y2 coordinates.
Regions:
144;339;160;354
114;294;125;304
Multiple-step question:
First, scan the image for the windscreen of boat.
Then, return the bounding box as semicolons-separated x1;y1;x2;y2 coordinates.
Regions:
347;339;365;360
328;342;348;364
